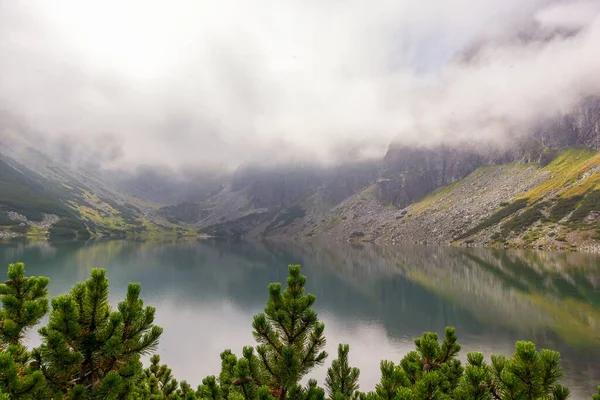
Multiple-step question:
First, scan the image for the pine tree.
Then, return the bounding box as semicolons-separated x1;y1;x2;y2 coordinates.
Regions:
135;354;180;399
35;268;163;398
453;352;491;400
286;379;325;400
373;360;410;400
0;262;49;345
453;343;571;400
0;347;46;399
0;262;48;398
489;341;569;400
219;349;240;400
252;264;327;400
398;327;463;398
178;380;197;400
325;344;360;400
204;347;273;400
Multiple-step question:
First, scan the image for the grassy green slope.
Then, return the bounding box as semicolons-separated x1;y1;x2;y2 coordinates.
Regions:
0;157;75;220
0;156;198;239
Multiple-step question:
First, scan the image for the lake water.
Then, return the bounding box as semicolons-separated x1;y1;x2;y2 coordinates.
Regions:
1;239;600;399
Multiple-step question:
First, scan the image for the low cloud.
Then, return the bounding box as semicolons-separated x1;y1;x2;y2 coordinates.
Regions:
0;0;599;170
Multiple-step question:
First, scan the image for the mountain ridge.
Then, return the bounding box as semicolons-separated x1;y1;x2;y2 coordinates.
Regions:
1;98;599;248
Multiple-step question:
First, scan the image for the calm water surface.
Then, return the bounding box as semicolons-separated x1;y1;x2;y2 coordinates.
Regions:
1;239;600;398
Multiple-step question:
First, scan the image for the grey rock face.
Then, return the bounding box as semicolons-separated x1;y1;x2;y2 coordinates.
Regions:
377;144;484;208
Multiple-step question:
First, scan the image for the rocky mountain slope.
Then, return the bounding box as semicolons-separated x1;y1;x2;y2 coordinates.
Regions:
297;148;600;250
181;98;600;250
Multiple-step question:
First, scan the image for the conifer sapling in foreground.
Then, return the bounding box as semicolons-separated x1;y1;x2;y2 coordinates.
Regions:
252;264;327;399
0;262;48;398
326;344;360;400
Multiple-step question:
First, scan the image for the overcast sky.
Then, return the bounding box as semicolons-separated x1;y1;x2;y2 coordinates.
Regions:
1;0;599;170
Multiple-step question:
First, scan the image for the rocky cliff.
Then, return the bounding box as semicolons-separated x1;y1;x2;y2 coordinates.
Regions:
377;145;485;208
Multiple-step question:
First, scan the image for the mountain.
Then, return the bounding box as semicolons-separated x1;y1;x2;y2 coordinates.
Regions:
0;112;197;239
301;148;600;249
1;97;600;249
102;166;228;206
272;98;600;250
160;161;380;239
163;97;600;250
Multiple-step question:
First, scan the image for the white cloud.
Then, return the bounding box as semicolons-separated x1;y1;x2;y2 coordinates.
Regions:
0;0;598;169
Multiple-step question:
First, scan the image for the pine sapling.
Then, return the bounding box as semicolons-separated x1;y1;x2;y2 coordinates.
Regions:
0;262;49;345
325;344;360;400
252;265;327;399
0;263;49;398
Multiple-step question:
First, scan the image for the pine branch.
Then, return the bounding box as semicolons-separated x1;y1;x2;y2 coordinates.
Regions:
290;318;313;343
257;347;276;378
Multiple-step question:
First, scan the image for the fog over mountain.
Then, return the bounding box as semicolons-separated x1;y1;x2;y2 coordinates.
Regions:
1;0;600;171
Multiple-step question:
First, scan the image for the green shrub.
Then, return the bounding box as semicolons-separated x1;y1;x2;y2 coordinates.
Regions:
501;204;545;235
104;199;139;224
549;195;583;222
0;158;75;221
9;225;29;234
48;218;90;238
569;189;600;223
0;184;70;222
457;199;528;240
265;205;306;232
0;212;20;226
